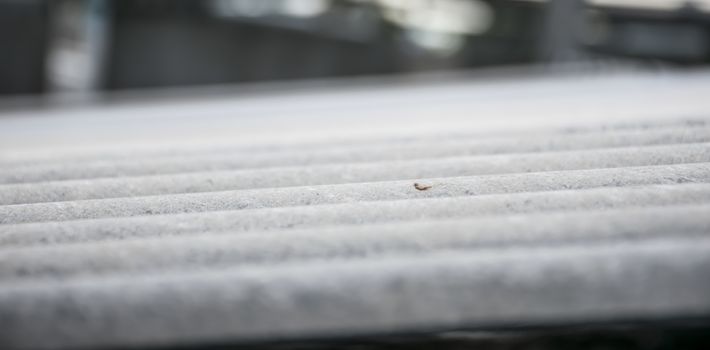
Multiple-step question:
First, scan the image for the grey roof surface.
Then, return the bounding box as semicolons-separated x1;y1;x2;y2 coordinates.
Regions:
1;69;710;349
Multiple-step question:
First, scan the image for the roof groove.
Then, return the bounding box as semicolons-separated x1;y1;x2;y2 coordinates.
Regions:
1;204;709;283
3;124;709;184
2;236;709;348
2;118;705;166
1;182;707;248
2;142;709;204
2;163;709;224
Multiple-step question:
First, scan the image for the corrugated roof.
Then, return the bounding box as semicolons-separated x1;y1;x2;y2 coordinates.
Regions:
1;69;709;349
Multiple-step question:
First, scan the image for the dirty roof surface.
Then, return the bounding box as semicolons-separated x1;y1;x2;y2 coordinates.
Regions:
1;69;710;349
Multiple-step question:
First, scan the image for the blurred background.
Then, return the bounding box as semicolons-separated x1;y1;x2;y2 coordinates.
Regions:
1;0;710;97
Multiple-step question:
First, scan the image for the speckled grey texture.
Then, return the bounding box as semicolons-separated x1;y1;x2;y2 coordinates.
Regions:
2;124;708;184
1;111;705;167
1;163;709;224
1;142;709;205
1;237;709;349
2;70;710;350
1;183;708;248
1;204;708;281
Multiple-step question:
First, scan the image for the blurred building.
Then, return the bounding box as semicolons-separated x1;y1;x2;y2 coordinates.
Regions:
1;0;710;95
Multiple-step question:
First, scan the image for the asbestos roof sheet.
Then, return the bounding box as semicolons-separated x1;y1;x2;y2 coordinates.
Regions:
1;69;709;349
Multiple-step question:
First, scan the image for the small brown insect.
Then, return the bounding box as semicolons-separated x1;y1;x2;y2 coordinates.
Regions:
413;183;432;191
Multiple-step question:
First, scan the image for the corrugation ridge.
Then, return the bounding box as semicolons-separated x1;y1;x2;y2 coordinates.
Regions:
1;204;709;282
2;118;706;167
2;142;709;204
1;163;708;224
1;236;709;349
2;183;709;248
2;124;709;184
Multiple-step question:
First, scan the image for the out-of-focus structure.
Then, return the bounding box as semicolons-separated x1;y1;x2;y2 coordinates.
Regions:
2;0;710;95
